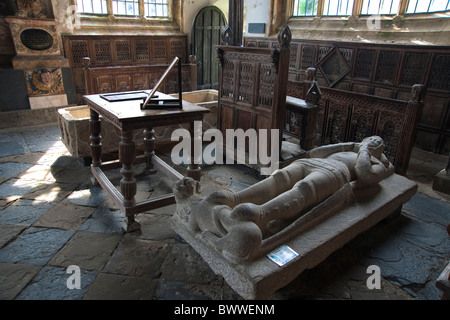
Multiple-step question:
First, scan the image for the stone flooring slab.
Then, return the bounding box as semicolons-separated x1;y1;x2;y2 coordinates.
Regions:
0;227;75;266
129;212;178;241
33;202;96;230
15;265;98;300
78;207;126;235
0;263;42;300
0;224;26;248
0;199;56;226
15;164;65;182
21;182;79;203
48;231;121;270
0;162;33;179
153;278;238;300
50;165;91;184
0;132;29;157
0;178;42;200
103;237;172;278
83;273;157;300
160;243;218;285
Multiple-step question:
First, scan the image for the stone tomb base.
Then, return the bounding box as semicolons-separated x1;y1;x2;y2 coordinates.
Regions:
171;173;417;300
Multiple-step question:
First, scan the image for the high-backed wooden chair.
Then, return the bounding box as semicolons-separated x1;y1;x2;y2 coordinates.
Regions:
217;26;316;170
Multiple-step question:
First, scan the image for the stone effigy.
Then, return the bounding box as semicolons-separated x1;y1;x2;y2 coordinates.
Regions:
172;137;418;299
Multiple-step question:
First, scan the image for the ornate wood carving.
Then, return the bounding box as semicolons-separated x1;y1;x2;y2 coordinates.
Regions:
63;34;189;102
244;37;450;155
217;26;292;162
287;79;423;175
82;57;197;100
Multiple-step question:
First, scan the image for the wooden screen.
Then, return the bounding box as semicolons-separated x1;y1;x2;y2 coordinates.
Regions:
217;26;292;162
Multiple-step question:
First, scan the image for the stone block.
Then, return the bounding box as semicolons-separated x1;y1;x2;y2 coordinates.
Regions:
433;170;450;194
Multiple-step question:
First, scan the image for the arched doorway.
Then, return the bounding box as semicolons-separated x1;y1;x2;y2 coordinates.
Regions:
192;6;227;89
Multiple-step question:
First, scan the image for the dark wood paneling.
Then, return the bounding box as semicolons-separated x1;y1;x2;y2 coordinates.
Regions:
245;37;450;155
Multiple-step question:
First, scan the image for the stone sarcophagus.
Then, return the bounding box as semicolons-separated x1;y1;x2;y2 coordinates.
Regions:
171;137;418;299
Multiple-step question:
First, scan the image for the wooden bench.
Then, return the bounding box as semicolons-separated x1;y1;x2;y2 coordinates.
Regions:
287;74;424;175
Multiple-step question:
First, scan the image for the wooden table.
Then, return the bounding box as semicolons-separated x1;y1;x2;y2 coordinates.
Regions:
84;91;210;232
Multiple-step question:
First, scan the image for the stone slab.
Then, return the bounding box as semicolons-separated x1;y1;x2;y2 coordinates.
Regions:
0;199;55;226
0;225;26;248
103;237;171;278
0;263;41;300
29;94;68;110
433;170;450;194
171;173;418;300
33;202;96;230
48;231;121;270
0;227;75;266
83;273;157;300
78;207;126;235
16;266;97;300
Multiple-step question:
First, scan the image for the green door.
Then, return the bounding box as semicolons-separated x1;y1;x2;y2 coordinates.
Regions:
192;6;227;89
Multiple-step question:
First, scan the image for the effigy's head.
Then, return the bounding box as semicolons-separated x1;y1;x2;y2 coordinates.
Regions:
362;136;385;157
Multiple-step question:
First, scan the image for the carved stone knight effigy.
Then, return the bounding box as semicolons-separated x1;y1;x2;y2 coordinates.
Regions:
171;137;418;299
174;136;395;263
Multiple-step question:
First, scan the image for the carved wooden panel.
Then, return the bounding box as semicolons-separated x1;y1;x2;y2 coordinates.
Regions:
217;29;291;162
244;36;449;156
400;52;430;86
71;40;89;64
135;40;150;61
428;54;450;91
258;63;276;109
153;39;167;61
375;51;400;84
318;46;332;62
376;111;404;163
84;62;197;97
354;49;376;80
349;105;377;143
94;40;111;63
324;101;350;144
301;45;315;70
289;43;299;69
286;80;423;174
63;35;189;102
115;40;131;62
238;62;254;105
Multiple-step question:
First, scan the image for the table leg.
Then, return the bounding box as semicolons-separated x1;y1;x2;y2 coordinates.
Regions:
119;130;140;232
144;128;157;174
89;109;102;167
187;121;201;181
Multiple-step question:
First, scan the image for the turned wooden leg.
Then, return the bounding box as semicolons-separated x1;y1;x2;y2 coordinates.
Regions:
187;121;201;181
119;130;140;232
89;109;102;167
144;128;157;174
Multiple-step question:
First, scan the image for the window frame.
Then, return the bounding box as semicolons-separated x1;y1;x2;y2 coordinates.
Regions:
289;0;450;18
75;0;171;19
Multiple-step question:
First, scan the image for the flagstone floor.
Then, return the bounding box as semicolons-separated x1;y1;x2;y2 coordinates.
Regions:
0;124;449;300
